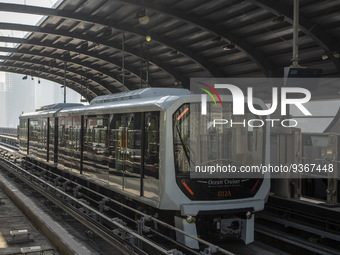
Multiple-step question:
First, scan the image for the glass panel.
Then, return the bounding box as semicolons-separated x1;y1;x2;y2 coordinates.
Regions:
143;112;160;200
49;118;55;163
58;116;69;168
173;103;264;201
144;112;159;179
19;118;28;154
174;103;263;175
123;113;141;196
83;116;109;180
108;114;124;188
37;118;48;161
28;118;38;157
71;116;82;171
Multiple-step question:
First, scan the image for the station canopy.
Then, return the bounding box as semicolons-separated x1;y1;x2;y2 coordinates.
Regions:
0;0;339;101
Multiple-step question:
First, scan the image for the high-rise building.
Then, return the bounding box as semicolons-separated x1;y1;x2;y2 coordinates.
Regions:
1;72;82;127
0;82;6;127
5;73;35;127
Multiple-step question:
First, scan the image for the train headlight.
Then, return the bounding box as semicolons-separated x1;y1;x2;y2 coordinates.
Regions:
186;215;196;223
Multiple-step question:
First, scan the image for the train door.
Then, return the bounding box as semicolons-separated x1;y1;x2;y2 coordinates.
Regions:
109;112;159;200
72;116;82;171
109;114;125;188
123;113;142;196
142;112;160;200
110;113;142;195
83;116;109;179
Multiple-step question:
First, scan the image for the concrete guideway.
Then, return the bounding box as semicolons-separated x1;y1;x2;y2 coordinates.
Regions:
0;170;103;255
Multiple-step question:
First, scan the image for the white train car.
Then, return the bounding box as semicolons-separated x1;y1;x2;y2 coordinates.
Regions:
19;88;270;247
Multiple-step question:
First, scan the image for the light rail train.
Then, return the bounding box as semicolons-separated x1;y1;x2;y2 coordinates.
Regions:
18;88;270;247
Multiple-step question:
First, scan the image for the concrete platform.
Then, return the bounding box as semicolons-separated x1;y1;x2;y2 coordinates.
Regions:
0;166;128;255
0;169;104;255
0;189;56;255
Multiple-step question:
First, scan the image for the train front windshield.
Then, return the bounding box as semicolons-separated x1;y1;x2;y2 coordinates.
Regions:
173;103;265;200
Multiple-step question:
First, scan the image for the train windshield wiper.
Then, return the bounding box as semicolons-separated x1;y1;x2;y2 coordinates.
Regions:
175;124;192;166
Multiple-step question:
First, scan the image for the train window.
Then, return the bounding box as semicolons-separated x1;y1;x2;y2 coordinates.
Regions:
58;116;73;169
110;114;125;173
83;116;109;178
49;118;55;163
126;113;142;178
108;112;160;197
19;119;28;154
29;119;39;157
144;112;160;179
173;103;263;176
39;118;48;161
173;105;191;175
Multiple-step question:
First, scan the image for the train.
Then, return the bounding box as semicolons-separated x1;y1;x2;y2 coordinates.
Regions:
18;88;270;248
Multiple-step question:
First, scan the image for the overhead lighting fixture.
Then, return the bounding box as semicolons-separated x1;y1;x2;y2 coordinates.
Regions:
170;50;178;56
212;36;222;42
135;7;149;25
103;26;112;37
145;35;151;42
174;80;182;86
222;43;235;51
321;54;329;60
80;41;89;51
272;15;285;23
333;51;340;59
22;75;28;80
62;52;71;60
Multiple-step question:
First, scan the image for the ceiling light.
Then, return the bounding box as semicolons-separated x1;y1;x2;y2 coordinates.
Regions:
62;52;71;60
174;80;182;86
222;43;235;51
139;15;150;25
212;36;222;42
80;41;89;51
145;35;151;42
135;7;149;25
333;51;340;58
103;27;112;37
170;50;178;56
321;54;329;60
22;75;28;80
272;15;285;23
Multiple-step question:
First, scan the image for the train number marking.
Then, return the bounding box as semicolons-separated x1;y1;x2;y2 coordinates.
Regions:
218;190;232;197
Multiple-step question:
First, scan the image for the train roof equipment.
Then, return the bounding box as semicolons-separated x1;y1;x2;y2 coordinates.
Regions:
90;88;190;105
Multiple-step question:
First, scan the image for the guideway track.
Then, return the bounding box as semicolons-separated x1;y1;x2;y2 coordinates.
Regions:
256;196;340;254
0;147;234;255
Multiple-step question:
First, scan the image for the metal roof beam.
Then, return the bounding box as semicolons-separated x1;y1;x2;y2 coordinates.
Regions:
0;2;204;82
0;37;159;92
247;0;340;73
0;45;138;92
0;65;96;101
118;0;277;77
0;57;105;98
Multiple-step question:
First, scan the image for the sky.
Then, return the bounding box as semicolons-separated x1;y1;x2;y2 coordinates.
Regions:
0;0;83;127
0;0;63;78
0;0;81;95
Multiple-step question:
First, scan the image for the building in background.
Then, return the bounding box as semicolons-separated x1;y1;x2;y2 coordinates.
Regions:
1;72;82;128
0;82;6;127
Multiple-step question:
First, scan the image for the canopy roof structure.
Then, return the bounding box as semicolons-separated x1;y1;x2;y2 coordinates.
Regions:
0;0;339;101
